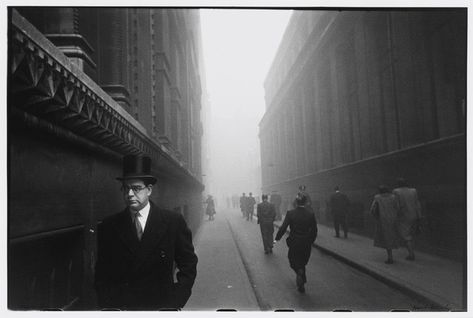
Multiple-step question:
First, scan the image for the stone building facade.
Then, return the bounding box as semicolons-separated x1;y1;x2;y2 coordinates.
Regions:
8;8;206;309
259;10;466;259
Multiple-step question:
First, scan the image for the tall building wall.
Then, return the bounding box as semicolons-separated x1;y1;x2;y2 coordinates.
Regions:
260;10;466;259
8;8;205;309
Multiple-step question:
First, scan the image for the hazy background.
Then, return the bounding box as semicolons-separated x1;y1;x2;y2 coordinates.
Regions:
200;9;292;206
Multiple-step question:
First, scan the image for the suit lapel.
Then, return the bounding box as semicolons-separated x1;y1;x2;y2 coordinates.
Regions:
113;209;140;253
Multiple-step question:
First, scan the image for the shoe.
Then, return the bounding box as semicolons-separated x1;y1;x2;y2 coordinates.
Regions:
297;286;305;293
269;248;273;254
335;235;340;238
385;259;394;264
264;250;269;254
405;255;415;261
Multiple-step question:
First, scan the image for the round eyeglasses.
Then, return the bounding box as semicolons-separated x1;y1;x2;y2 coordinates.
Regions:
121;185;147;194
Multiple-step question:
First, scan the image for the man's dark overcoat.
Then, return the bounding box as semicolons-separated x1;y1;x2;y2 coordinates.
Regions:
94;201;198;310
257;201;276;251
275;207;317;270
329;192;350;217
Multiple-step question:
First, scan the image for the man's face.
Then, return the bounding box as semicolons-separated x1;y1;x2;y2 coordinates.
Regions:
122;179;153;212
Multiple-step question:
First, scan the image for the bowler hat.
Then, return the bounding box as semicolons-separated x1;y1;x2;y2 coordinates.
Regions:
116;154;157;185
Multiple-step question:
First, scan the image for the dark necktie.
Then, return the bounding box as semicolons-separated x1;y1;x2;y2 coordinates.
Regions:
133;212;143;240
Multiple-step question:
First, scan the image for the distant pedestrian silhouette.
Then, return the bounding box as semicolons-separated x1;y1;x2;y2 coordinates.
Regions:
329;186;350;238
205;195;216;221
239;193;247;217
246;193;256;222
257;194;276;254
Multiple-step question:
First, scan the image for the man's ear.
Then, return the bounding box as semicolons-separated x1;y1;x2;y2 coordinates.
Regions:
147;184;153;196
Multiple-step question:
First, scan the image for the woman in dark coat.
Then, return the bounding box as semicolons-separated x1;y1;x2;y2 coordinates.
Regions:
275;194;318;293
370;185;400;264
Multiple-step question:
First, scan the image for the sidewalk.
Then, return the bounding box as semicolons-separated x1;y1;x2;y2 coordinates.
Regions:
274;221;465;311
185;213;259;311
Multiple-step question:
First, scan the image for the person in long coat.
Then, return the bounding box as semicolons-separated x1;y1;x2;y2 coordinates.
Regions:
239;193;247;217
393;178;422;261
246;192;256;222
257;194;276;254
275;194;317;293
94;155;198;310
205;195;216;221
369;185;400;264
329;186;350;238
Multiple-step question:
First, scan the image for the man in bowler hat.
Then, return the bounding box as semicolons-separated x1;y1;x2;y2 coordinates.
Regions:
94;154;198;310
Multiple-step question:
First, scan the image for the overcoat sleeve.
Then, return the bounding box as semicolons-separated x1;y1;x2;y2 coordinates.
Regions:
94;219;121;308
173;213;198;308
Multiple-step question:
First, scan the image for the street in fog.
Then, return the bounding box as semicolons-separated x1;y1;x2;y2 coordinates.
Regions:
186;208;429;311
8;7;466;312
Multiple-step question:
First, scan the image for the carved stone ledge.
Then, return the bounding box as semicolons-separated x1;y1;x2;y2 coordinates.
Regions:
9;10;203;189
101;84;131;109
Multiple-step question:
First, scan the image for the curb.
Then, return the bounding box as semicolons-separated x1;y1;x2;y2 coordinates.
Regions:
273;223;451;311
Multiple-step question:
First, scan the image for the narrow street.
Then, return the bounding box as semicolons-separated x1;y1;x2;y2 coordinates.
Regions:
186;208;429;311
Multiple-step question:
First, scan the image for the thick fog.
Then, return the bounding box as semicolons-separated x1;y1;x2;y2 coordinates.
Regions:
200;9;291;206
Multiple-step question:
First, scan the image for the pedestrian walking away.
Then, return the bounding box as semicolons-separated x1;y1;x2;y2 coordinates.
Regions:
275;194;317;293
240;193;247;218
257;194;276;254
393;178;422;261
94;154;198;310
246;192;256;222
205;194;216;221
329;186;350;238
369;185;400;265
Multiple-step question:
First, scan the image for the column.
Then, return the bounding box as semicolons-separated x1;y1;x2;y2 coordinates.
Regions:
41;8;96;72
97;8;131;109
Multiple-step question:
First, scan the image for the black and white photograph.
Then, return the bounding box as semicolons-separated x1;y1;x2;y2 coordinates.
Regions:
5;0;469;314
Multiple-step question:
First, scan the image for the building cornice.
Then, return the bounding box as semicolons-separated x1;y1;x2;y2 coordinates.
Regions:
9;10;203;190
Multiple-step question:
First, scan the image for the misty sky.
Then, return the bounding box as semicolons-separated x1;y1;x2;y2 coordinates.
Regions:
200;9;292;201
